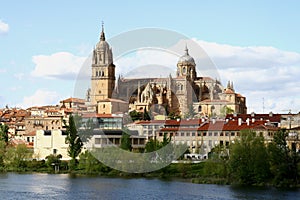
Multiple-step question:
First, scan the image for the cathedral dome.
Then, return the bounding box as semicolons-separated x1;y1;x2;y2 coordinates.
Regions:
178;46;195;65
96;40;110;51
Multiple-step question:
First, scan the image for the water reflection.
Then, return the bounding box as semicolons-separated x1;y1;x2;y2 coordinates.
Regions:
0;173;299;200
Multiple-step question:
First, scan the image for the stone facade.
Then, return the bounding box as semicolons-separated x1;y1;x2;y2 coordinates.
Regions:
88;26;247;117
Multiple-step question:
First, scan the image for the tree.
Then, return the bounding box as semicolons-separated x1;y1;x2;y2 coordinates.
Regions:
0;123;9;143
268;129;299;186
65;115;83;170
220;106;234;117
144;138;160;153
4;144;32;171
228;130;270;185
120;128;132;151
184;105;196;119
0;141;6;169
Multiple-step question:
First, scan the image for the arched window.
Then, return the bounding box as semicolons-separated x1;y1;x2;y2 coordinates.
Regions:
182;67;186;74
96;71;98;77
102;71;105;76
198;106;202;112
177;83;183;91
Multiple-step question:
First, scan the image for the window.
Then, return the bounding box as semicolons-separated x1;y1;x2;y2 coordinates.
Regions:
95;138;101;144
192;132;195;136
186;132;190;137
183;67;186;74
198;106;202;112
203;132;207;136
208;132;212;136
214;132;218;136
231;132;235;136
181;132;184;136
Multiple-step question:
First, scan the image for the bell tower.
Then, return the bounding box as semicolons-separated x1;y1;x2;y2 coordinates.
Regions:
90;23;115;104
176;45;196;81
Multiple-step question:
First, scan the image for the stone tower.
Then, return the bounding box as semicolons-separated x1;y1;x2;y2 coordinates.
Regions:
90;23;115;104
176;45;197;81
174;46;197;115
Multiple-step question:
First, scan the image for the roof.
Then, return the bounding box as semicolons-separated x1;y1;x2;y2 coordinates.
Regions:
159;119;278;132
97;98;128;103
60;97;85;104
134;120;166;125
226;113;281;123
82;113;122;118
24;131;36;136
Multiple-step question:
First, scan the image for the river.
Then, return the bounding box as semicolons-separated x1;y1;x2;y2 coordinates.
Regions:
0;173;299;199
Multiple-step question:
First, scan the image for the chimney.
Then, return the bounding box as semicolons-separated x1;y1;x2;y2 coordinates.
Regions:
251;112;255;117
238;118;242;126
212;118;216;124
246;118;250;126
269;112;273;117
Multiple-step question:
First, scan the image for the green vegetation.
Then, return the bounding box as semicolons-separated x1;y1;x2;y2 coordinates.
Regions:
0;128;299;188
228;130;270;185
65;115;83;170
0;123;9;143
120;128;132;151
129;109;151;121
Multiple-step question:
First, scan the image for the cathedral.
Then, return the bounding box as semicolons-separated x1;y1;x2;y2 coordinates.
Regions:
88;25;247;117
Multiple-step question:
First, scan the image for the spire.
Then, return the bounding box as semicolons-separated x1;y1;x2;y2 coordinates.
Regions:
227;80;231;89
184;44;189;56
100;21;105;41
231;81;234;91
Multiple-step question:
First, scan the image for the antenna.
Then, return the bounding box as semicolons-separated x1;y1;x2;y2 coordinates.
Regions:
262;98;265;113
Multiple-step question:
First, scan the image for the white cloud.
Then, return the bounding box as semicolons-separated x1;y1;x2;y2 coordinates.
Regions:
0;20;9;34
16;89;61;108
113;39;300;113
194;39;300;113
31;52;86;79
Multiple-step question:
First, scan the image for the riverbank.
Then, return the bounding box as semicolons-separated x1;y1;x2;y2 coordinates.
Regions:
2;160;299;189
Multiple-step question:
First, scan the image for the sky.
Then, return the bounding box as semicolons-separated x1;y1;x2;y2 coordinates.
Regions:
1;0;300;113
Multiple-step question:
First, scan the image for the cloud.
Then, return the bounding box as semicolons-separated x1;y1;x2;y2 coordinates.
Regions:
16;89;61;108
0;20;9;34
31;52;86;79
113;39;300;113
195;39;300;113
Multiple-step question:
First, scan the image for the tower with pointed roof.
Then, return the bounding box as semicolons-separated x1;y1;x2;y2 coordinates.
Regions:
176;45;197;81
90;23;115;104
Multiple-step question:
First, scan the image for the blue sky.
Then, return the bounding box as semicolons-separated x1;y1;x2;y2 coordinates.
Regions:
1;0;300;113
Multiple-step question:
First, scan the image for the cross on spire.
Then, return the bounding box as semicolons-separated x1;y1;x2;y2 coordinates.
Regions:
100;20;105;41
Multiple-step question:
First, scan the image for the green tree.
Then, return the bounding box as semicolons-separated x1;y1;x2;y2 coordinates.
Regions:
4;144;32;171
45;154;62;168
268;129;299;186
228;130;270;185
144;138;160;153
0;141;6;169
142;107;151;120
65;115;83;170
184;105;196;119
120;128;132;151
129;110;142;121
220;106;234;116
0;123;9;143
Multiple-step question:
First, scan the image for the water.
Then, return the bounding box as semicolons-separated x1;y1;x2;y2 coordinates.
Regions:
0;173;299;200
